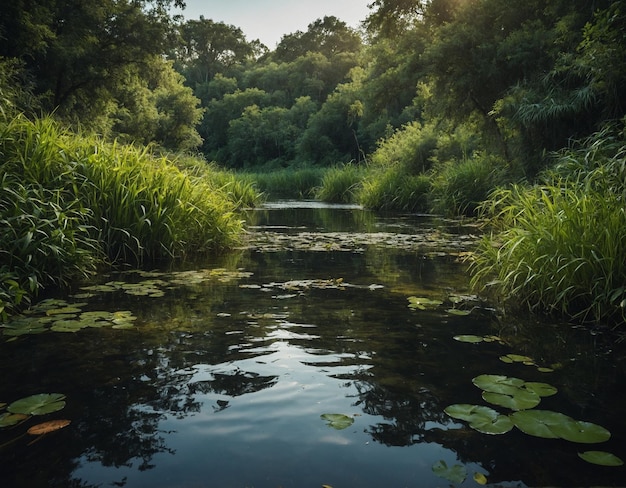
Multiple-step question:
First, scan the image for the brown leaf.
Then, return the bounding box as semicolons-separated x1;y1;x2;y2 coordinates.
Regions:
27;419;71;435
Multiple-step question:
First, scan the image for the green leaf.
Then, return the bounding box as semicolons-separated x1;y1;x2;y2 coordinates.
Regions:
444;404;513;434
472;374;524;395
447;309;471;316
578;451;623;466
0;412;28;427
550;419;611;444
482;390;540;411
8;393;66;415
469;413;514;435
453;335;484;343
523;382;558;397
510;410;571;439
320;413;354;430
432;460;467;484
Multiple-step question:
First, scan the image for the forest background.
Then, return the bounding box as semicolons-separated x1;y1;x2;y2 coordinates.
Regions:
1;0;626;326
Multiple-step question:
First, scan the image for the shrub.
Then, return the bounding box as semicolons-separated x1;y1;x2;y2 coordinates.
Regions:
431;153;509;216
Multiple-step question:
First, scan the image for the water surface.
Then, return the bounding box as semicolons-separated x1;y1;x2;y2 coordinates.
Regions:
1;201;624;487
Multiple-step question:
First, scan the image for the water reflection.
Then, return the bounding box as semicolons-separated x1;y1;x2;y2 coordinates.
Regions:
0;203;624;487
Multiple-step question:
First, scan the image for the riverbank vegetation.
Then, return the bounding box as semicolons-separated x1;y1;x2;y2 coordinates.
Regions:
1;0;625;325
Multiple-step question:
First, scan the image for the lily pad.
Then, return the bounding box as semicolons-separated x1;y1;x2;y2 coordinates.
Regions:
447;309;471;316
0;412;28;427
432;460;467;484
443;404;513;434
510;410;571;439
578;451;623;466
8;393;66;415
523;382;558;397
27;419;71;435
320;413;354;430
550;419;611;444
472;374;525;395
453;335;484;343
482;390;540;411
407;296;443;310
474;472;488;485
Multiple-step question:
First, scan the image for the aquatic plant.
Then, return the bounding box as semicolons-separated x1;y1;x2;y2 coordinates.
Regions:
470;125;626;324
314;163;365;203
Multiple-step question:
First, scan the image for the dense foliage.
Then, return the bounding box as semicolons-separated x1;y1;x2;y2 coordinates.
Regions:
2;0;626;324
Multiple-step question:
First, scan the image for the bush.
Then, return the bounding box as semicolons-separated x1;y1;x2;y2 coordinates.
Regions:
470;125;626;324
315;164;365;203
431;153;509;216
358;168;431;211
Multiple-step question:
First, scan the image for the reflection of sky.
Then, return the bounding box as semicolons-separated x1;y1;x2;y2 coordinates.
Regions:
71;339;468;487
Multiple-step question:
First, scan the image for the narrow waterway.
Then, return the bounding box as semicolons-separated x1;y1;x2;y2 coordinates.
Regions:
1;201;624;487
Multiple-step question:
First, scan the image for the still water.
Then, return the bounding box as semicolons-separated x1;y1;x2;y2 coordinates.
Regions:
1;201;625;487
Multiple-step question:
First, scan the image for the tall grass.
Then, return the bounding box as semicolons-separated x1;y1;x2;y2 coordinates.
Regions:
246;167;326;199
431;153;510;216
0;114;248;318
470;125;626;324
357;168;431;212
314;164;365;203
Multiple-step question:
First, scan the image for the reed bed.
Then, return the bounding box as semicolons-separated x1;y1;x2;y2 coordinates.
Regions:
470;127;626;324
0;114;248;317
314;164;365;203
246;167;326;199
357;168;431;212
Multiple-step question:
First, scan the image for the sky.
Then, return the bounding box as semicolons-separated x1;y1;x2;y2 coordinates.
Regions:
172;0;373;48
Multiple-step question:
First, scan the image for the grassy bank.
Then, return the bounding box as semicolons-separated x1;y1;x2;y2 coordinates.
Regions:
0;114;255;319
470;124;626;325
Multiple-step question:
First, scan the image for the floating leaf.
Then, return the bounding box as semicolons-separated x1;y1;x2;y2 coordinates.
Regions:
537;367;555;373
8;393;66;416
408;296;443;310
578;451;623;466
523;382;558;397
320;413;354;430
0;412;28;427
482;390;540;411
473;472;488;485
27;419;71;435
500;354;535;364
444;404;513;434
510;410;571;439
472;374;524;395
453;335;484;343
432;460;467;484
447;309;471;316
550;419;611;444
444;404;498;422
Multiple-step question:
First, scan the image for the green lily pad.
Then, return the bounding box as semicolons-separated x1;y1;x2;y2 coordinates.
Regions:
0;412;28;427
447;309;471;316
444;404;513;434
482;390;540;411
510;410;571;439
523;382;558;397
550;419;611;444
8;393;66;415
578;451;623;466
432;460;467;484
500;354;534;364
407;296;443;310
453;335;484;343
444;404;498;422
320;413;354;430
472;374;525;395
470;413;514;435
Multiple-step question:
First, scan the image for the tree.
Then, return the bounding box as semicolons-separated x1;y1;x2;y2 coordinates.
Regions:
273;16;362;63
174;17;261;86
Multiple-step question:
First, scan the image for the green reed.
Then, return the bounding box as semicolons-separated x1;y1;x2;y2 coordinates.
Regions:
314;164;365;203
470;127;626;324
357;167;431;212
246;167;326;199
1;114;246;317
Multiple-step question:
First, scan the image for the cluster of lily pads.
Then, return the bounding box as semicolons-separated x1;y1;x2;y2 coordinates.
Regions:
408;294;477;316
240;278;384;298
0;393;70;448
444;373;623;467
1;298;137;338
78;268;254;299
432;459;487;485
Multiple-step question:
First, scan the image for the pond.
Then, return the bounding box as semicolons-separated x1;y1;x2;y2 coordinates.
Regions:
1;201;625;487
